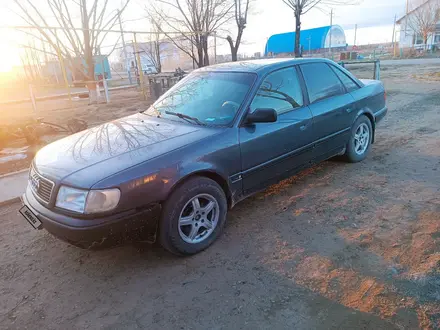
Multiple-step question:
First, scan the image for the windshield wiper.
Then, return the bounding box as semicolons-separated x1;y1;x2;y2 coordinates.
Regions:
164;111;206;126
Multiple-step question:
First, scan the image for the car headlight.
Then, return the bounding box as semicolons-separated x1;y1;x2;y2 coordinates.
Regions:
85;189;121;214
56;186;120;214
56;186;88;213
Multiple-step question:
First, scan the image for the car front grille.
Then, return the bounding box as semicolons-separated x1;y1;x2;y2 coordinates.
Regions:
29;166;54;204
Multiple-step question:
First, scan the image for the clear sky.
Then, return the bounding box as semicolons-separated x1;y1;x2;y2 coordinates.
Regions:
0;0;409;72
226;0;407;54
123;0;408;55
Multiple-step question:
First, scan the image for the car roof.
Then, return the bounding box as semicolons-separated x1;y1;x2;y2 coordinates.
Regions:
198;58;333;75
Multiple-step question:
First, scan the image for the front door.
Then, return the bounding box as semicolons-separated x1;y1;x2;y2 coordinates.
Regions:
239;66;315;195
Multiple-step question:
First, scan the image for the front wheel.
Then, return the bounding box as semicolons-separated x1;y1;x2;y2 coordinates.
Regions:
344;115;373;163
159;176;227;256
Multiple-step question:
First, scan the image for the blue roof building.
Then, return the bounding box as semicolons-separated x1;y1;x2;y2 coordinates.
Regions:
265;25;347;55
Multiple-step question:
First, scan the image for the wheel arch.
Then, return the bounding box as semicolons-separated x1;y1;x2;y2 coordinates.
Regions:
166;170;233;208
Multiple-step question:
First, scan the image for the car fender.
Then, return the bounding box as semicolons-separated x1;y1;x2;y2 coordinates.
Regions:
167;162;233;202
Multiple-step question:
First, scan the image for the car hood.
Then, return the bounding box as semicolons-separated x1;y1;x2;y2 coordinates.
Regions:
35;113;220;187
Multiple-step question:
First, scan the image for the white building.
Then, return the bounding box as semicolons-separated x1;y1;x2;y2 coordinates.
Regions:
122;39;194;74
397;0;440;49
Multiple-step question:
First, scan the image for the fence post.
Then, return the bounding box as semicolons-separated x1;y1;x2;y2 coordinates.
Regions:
103;78;110;103
133;32;147;101
29;84;37;113
96;81;101;99
376;60;381;81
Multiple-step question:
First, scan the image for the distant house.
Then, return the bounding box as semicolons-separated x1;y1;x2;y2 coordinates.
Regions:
42;55;111;84
122;39;194;74
397;0;440;49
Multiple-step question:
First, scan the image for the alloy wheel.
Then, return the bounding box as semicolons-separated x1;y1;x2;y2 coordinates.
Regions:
178;194;220;244
354;123;370;155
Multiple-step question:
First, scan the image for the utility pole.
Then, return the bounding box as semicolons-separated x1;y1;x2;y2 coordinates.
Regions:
404;0;409;37
118;9;132;85
133;32;146;101
354;24;357;46
392;14;397;47
329;9;333;55
307;36;311;55
214;31;217;64
191;35;195;69
80;0;92;81
54;29;71;104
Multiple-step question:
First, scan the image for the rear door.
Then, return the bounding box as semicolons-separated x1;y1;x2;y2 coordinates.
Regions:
239;66;315;194
299;62;357;160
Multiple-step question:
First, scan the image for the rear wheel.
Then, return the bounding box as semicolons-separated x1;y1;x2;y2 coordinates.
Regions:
344;115;373;163
159;176;227;256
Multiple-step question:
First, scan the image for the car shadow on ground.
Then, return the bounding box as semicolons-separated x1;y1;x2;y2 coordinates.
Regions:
225;149;440;329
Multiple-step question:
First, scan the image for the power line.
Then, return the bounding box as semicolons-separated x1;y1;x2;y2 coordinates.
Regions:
121;17;147;24
0;25;212;36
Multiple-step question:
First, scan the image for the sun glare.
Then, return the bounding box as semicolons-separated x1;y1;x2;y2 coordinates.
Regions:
0;44;19;73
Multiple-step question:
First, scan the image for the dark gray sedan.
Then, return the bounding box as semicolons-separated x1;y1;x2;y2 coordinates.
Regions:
21;58;387;255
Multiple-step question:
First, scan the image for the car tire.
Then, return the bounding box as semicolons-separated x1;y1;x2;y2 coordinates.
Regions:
344;115;373;163
159;176;228;256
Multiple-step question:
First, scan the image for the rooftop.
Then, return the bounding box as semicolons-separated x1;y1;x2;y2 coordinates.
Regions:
199;58;330;74
396;0;437;24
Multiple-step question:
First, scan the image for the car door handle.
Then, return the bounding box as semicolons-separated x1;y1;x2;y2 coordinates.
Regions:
346;108;354;113
300;124;307;131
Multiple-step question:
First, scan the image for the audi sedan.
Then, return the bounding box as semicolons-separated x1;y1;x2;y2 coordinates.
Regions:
21;58;387;255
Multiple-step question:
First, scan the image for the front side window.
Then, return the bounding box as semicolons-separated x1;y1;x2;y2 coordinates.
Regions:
145;71;255;126
250;67;303;115
300;63;345;103
331;65;360;92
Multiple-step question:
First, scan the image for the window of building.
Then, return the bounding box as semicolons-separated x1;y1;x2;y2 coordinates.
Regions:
300;63;345;104
250;67;303;115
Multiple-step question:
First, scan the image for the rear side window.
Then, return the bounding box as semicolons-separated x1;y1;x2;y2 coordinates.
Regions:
331;66;360;92
250;67;303;115
300;63;344;103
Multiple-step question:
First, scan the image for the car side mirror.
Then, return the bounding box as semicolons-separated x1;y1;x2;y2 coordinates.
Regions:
245;108;278;124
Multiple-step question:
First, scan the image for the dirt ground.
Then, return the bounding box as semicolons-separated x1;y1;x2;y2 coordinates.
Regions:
1;62;440;330
0;88;151;175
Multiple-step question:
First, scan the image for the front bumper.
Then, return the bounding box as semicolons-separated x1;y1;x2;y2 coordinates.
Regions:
22;187;161;249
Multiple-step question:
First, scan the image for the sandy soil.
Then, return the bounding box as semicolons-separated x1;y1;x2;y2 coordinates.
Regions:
0;63;439;330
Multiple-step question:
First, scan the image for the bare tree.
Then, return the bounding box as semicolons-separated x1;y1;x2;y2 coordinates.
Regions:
149;0;233;68
408;0;440;49
20;36;45;82
282;0;358;57
12;0;131;81
226;0;251;62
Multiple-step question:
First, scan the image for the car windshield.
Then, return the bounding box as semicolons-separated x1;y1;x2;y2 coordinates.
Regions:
145;71;256;126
